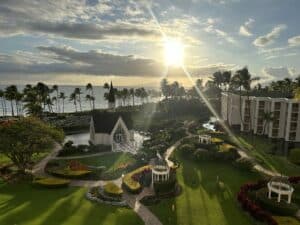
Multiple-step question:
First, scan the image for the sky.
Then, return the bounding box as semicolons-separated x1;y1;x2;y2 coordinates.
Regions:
0;0;300;87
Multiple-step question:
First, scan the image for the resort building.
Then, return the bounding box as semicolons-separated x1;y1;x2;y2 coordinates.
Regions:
221;92;300;145
89;112;136;153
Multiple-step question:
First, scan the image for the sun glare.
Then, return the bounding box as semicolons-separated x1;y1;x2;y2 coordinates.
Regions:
164;39;184;66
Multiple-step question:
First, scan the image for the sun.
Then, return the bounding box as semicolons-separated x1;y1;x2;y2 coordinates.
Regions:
164;39;184;66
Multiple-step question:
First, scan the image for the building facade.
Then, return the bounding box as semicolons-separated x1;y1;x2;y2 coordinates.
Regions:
89;112;135;152
221;92;300;143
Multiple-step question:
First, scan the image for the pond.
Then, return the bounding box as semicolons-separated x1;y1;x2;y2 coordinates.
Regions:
65;131;150;149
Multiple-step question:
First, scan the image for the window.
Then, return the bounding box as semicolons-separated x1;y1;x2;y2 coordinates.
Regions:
274;102;281;110
113;125;126;144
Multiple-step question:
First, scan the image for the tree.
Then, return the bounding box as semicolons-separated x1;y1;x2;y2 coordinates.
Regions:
86;83;95;109
5;85;18;116
59;92;66;113
69;92;78;112
103;82;110;90
196;79;203;90
262;112;274;135
160;78;170;99
0;89;6;117
0;117;64;173
52;85;59;113
23;87;43;117
85;94;93;110
231;67;259;131
212;71;224;89
129;88;135;106
74;88;82;111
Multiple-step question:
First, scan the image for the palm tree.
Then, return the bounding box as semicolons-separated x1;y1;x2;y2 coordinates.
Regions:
212;71;224;89
52;85;59;113
231;67;259;131
59;92;66;113
23;88;43;117
15;91;23;116
85;94;93;110
74;88;82;111
0;89;6;116
5;85;17;116
129;88;135;106
46;97;53;113
103;83;110;90
86;83;95;109
69;92;77;112
160;79;170;99
223;71;232;91
262;112;274;135
196;79;203;90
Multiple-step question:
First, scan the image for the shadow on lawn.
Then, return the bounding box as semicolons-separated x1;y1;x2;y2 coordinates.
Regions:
181;158;200;189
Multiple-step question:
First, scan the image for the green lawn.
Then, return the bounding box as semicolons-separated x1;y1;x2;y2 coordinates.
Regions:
236;134;300;176
51;152;139;179
0;182;143;225
148;151;261;225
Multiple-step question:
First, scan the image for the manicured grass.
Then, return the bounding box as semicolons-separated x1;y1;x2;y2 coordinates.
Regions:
0;182;143;225
51;152;138;179
236;134;300;176
274;216;300;225
148;151;261;225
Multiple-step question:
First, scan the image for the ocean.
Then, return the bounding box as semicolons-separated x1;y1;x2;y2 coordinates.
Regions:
0;85;159;116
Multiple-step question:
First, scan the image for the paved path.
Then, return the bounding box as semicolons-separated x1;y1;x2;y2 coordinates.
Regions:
237;149;281;177
53;151;112;160
124;189;162;225
32;143;61;176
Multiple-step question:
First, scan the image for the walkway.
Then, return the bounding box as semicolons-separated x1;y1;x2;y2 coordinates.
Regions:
123;188;162;225
32;143;61;176
53;151;112;160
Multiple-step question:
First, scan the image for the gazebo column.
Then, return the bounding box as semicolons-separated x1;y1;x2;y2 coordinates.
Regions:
288;193;292;204
277;194;281;203
268;190;271;199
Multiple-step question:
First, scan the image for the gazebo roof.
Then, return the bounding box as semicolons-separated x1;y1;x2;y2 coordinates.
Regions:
269;176;291;185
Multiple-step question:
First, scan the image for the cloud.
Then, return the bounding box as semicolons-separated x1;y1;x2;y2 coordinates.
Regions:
262;66;299;82
204;24;236;44
288;35;300;47
0;0;160;41
239;18;254;37
253;24;287;47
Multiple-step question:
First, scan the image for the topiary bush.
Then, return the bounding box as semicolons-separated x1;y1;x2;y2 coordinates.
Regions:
33;177;70;188
104;182;123;197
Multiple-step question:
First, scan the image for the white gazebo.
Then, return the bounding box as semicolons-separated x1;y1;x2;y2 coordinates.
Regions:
267;176;294;204
151;154;170;184
199;134;212;144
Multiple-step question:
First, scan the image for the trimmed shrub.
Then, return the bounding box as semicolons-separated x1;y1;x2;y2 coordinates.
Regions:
122;166;151;194
33;177;70;188
49;168;92;178
104;182;123;197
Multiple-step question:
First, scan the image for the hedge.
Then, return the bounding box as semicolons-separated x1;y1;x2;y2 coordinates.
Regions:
33;177;70;188
104;182;123;197
122;166;150;194
49;168;92;179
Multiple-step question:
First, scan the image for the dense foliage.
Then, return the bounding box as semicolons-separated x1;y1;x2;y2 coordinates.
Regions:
0;117;64;173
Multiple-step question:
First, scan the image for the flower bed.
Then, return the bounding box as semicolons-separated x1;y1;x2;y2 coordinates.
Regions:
33;177;70;188
104;182;123;197
122;165;151;194
86;187;127;206
237;177;300;225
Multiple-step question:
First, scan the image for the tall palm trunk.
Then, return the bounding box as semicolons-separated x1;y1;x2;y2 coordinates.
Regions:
62;99;65;113
10;100;14;116
78;94;82;111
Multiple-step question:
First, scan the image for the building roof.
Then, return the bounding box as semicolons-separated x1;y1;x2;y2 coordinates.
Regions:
91;112;133;133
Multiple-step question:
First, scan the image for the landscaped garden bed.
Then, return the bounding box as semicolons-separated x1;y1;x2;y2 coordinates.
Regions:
33;177;70;188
